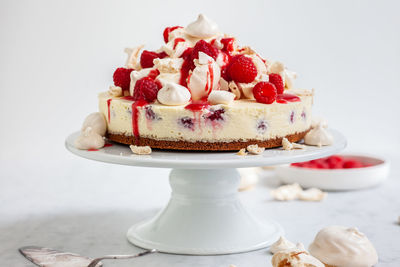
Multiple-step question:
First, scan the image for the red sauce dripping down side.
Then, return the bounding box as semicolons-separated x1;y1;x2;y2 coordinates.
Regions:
106;99;112;122
131;100;148;145
276;93;301;104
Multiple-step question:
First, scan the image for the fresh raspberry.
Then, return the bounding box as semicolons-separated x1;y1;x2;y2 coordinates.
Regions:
191;40;219;61
140;50;159;68
133;77;159;102
268;73;285;94
157;51;168;58
253;82;277;104
343;159;364;169
163;26;182;43
113;67;134;91
227;55;257;83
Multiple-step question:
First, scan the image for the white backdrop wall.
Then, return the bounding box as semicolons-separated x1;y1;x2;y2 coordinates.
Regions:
1;0;400;163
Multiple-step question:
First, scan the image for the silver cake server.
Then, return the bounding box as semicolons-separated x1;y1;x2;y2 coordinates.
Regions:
19;246;157;267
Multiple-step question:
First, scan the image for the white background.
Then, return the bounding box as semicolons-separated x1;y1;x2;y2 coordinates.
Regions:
1;1;400;266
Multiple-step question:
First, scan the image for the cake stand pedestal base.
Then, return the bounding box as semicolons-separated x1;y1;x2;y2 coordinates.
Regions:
127;168;283;255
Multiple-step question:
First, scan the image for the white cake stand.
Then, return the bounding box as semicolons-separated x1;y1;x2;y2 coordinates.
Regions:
65;130;346;255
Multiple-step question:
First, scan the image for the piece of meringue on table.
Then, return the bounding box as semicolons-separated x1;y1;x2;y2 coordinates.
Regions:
309;226;378;267
238;168;260;191
271;247;325;267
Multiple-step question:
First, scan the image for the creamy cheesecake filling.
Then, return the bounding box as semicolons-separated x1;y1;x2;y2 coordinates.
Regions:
99;92;312;143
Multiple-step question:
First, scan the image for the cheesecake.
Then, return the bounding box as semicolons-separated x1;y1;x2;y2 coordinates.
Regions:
98;14;313;151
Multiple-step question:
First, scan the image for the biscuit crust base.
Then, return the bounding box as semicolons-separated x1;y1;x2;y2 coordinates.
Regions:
106;130;309;151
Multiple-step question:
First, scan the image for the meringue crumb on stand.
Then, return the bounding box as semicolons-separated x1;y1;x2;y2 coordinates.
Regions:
246;144;265;155
74;127;105;150
130;145;152;155
304;123;333;147
271;248;325;267
237;148;248;156
271;183;327;202
309;226;378;267
282;137;306;150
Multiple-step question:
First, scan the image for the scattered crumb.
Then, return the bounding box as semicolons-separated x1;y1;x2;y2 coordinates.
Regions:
130;145;152;155
271;183;303;201
229;265;237;267
237;148;247;156
119;152;123;156
298;188;327;201
282;137;305;151
247;144;265;155
271;183;327;202
108;85;122;97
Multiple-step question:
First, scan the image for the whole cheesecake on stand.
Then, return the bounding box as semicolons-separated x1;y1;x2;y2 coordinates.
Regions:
99;14;314;151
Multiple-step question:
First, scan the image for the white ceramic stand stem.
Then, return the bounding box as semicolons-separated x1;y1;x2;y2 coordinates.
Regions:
127;168;283;255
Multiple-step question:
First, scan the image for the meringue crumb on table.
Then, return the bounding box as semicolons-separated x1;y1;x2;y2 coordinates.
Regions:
130;145;152;155
271;183;327;202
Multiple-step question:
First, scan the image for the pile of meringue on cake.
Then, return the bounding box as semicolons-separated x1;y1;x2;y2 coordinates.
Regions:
76;14;333;152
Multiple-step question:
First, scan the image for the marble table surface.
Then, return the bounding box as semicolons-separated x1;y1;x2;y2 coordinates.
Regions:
1;152;399;267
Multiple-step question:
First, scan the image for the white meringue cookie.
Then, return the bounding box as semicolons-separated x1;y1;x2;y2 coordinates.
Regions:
207;90;235;105
81;112;107;136
157;82;191;106
74;127;105;150
304;123;334;147
270;236;296;254
309;226;378;267
129;68;154;96
185;14;219;38
153;57;183;73
187;52;221;100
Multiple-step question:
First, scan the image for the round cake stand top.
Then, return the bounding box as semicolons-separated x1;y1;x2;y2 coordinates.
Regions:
65;129;346;169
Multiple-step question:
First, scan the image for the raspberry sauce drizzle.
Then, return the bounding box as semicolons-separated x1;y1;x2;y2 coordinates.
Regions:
106;99;112;122
276;93;301;104
131;100;148;145
173;38;185;49
185;100;210;134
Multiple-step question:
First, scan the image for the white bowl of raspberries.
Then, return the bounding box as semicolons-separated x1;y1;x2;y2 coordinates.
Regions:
275;154;390;191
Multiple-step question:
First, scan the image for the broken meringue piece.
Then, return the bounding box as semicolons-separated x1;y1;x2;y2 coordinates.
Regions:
208;90;235;105
130;145;152;155
311;116;328;129
247;144;265;155
270;236;296;254
272;248;325;267
304;123;334;147
108;85;122;97
74;127;105;150
271;183;303;201
282;138;305;151
309;226;378;267
298;188;327;201
81;112;107;136
157;82;191;106
237;148;247;156
124;45;144;69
